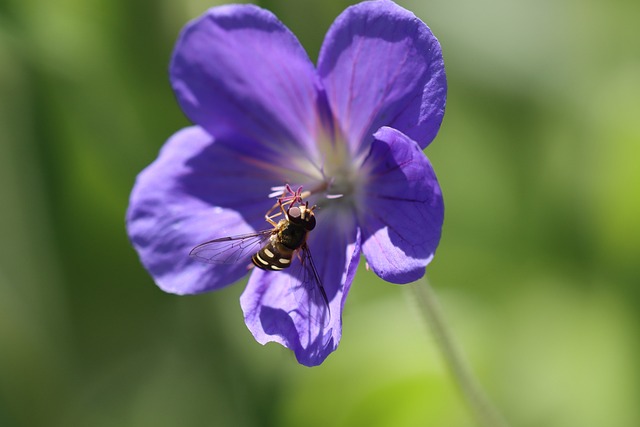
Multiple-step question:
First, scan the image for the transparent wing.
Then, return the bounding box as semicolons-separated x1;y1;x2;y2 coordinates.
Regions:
287;244;331;329
189;230;273;265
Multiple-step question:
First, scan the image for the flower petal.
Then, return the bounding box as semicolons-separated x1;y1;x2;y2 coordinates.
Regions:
170;5;323;164
126;126;283;294
240;211;360;366
318;0;446;153
359;126;444;283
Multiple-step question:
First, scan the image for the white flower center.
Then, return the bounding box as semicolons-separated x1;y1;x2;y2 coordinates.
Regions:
309;128;367;215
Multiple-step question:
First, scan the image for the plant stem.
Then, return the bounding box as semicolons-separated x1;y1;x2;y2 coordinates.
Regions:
411;276;510;427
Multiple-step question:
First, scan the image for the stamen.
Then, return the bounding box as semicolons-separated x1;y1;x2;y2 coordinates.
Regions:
268;186;286;199
278;185;304;207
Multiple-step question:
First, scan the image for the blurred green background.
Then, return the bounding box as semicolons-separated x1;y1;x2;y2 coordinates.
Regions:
1;0;639;426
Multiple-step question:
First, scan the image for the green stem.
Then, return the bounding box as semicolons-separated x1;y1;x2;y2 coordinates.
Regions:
411;276;510;427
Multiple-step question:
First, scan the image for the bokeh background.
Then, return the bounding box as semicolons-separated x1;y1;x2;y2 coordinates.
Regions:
1;0;639;426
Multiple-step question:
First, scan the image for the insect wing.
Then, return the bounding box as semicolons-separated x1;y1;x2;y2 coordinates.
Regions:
190;230;273;265
287;244;331;329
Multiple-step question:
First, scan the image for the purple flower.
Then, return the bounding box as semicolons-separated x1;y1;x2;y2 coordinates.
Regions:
126;0;446;366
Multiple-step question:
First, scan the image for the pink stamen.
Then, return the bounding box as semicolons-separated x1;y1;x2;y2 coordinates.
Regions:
278;184;304;207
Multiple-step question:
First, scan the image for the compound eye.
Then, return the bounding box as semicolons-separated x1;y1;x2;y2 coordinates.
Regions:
288;206;302;223
305;214;316;231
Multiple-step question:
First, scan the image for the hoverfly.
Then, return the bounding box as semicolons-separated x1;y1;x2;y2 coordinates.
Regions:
189;186;331;325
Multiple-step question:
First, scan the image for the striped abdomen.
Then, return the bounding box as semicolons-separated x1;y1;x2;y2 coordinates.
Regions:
252;240;294;271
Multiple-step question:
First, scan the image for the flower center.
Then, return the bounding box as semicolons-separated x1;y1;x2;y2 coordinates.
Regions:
309;128;366;214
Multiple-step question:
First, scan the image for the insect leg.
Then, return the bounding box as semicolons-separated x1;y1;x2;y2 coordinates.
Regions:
264;187;293;223
264;209;281;227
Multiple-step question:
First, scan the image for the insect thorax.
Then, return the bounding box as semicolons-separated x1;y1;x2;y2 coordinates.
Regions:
278;222;307;250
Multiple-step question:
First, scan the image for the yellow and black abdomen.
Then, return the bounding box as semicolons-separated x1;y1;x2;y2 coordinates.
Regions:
252;240;294;271
251;222;307;271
